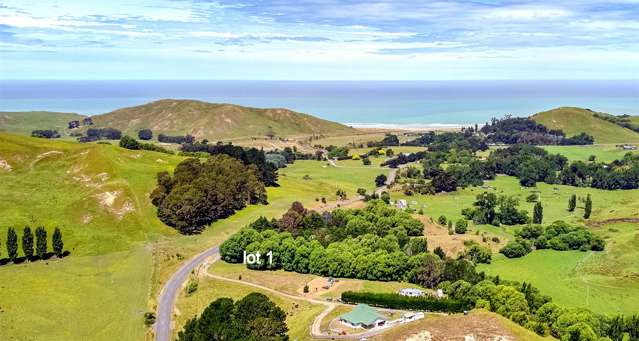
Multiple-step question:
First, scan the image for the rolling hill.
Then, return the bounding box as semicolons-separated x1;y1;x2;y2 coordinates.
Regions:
90;99;356;140
531;107;639;144
0;111;85;135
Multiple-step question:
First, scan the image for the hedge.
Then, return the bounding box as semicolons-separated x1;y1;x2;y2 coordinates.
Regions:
341;291;469;313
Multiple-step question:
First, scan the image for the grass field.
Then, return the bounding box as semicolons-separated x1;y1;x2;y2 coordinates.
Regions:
173;277;325;341
0;133;384;341
542;145;637;163
532;107;639;144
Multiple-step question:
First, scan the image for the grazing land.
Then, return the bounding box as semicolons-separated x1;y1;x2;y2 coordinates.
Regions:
531;107;639;143
0;111;85;135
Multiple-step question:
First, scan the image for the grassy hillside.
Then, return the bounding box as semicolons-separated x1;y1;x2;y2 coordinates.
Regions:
0;133;382;340
91;99;356;140
0;111;85;135
531;107;639;144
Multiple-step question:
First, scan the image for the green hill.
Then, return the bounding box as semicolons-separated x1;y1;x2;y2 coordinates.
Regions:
0;111;85;135
91;99;356;140
531;107;639;144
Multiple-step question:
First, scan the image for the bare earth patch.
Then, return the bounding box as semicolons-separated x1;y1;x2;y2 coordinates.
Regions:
0;158;12;171
372;311;515;341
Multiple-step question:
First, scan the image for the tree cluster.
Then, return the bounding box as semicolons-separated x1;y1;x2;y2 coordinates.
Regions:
488;144;567;187
150;155;267;234
441;277;638;340
177;293;288;341
461;192;529;226
560;154;639;190
325;146;349;159
517;221;605;252
78;128;122;142
367;134;400;147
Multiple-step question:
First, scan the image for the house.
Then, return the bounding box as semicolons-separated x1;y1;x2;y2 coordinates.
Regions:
339;304;387;329
322;277;335;289
622;145;637;150
399;288;424;297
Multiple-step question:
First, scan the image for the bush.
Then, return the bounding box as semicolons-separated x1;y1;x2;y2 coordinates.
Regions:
119;135;140;150
341;291;468;313
455;219;468;234
500;241;531;258
144;312;156;326
31;130;60;138
465;244;492;264
438;215;447;225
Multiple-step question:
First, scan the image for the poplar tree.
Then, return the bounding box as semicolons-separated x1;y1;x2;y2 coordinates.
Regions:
52;227;64;257
584;194;592;219
6;227;18;261
22;226;34;259
568;194;576;212
35;226;47;258
533;201;543;224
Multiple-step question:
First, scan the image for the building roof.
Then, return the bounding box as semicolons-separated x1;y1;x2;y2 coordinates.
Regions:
339;304;386;326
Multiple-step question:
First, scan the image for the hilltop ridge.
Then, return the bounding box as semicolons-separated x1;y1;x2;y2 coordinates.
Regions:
90;99;356;140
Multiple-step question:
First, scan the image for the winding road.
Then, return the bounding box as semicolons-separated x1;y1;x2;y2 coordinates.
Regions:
155;246;220;341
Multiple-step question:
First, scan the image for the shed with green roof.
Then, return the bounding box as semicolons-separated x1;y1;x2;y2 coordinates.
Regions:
339;304;387;328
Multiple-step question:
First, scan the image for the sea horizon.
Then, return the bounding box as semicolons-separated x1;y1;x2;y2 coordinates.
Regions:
1;80;637;125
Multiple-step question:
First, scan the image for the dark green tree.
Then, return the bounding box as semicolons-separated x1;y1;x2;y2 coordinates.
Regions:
22;226;34;259
138;129;153;140
584;194;592;219
7;227;18;261
568;194;576;212
375;174;387;187
533;201;543;224
35;226;47;258
52;227;64;257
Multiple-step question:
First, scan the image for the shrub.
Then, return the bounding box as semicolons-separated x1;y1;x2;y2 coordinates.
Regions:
454;219;468;234
138;129;153;140
119;135;140;150
500;241;531;258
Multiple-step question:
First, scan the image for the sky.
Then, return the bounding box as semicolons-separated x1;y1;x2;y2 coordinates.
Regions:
0;0;638;80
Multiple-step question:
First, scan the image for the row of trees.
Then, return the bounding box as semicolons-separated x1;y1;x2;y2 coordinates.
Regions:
31;130;60;139
150;156;267;234
157;134;195;144
3;226;64;262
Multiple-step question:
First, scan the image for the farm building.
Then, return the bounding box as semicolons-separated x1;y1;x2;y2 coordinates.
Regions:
339;304;387;329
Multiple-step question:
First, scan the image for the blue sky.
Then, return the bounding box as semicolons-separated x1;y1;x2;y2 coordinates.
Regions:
0;0;638;79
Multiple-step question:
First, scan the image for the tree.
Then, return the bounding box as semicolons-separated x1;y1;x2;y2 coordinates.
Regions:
375;174;387;187
6;227;18;261
52;227;64;257
583;194;592;219
437;215;447;225
336;189;347;200
22;226;34;259
137;129;152;140
362;157;371;166
35;226;47;258
533;201;543;224
119;135;140;150
568;194;576;212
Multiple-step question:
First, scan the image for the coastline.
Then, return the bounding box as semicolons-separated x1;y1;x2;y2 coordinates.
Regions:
346;122;469;131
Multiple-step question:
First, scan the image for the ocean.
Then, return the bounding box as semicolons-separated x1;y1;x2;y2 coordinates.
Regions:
1;80;637;125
